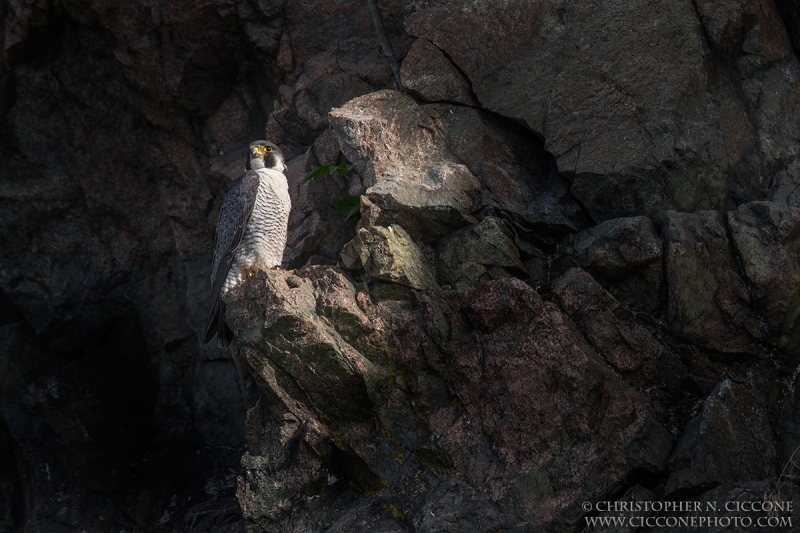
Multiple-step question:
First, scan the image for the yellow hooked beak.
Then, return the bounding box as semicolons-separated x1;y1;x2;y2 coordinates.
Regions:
252;145;273;157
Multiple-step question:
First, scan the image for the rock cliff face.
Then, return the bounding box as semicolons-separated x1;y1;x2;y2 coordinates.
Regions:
3;0;800;532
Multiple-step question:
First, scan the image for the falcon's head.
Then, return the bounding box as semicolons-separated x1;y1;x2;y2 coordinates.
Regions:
246;140;287;172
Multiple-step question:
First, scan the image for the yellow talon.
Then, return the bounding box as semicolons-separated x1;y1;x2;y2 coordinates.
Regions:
269;266;278;270
245;268;255;278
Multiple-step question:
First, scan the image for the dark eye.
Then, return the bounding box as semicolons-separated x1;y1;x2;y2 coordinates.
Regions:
266;147;273;152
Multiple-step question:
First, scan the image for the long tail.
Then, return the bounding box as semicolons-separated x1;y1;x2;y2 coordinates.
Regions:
204;297;233;347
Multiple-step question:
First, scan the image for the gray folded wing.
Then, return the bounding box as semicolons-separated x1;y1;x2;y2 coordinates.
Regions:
204;171;260;344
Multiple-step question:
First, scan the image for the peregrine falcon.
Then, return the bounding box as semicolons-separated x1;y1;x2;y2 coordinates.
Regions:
204;140;291;346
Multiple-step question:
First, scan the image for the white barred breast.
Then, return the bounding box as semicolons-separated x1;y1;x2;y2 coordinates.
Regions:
222;168;291;294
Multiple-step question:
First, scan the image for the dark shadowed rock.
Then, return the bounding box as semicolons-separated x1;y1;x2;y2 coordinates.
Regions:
558;216;664;314
694;0;792;57
775;0;800;56
666;380;776;496
769;159;800;207
553;268;685;394
779;370;800;470
738;57;800;167
0;312;236;532
728;202;800;353
428;101;591;235
659;210;761;353
435;216;526;285
0;0;276;525
400;38;478;106
184;497;246;533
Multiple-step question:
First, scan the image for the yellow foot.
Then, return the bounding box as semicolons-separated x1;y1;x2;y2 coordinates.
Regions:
245;268;255;278
269;266;278;271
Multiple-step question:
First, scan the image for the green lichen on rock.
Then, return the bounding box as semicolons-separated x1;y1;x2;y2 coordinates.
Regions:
341;224;436;290
659;210;761;353
415;448;455;477
385;503;405;519
303;265;393;364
